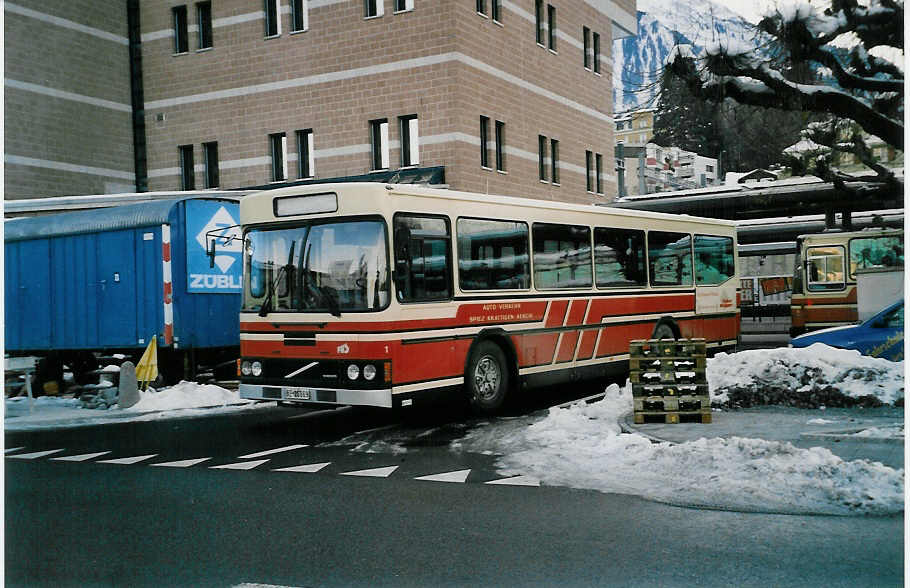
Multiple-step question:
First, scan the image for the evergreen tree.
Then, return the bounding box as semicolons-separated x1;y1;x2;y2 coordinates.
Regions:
651;75;724;159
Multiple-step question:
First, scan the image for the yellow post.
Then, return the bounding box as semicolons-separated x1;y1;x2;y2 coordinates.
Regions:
135;337;159;391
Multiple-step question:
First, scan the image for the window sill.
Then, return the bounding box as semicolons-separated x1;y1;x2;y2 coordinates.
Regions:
594;71;602;77
584;66;592;72
364;14;383;20
548;48;558;55
290;29;309;35
270;179;288;184
481;165;494;171
477;11;489;18
172;51;189;57
493;18;503;26
496;169;508;175
539;179;550;184
369;168;389;173
536;42;546;48
551;181;560;187
399;164;419;169
196;47;213;53
264;34;281;40
394;8;414;14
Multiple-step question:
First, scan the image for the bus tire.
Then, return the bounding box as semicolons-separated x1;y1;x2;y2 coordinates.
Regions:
466;341;510;415
652;321;677;340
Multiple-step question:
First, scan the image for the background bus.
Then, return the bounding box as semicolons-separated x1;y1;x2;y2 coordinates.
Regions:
231;183;739;414
790;227;904;336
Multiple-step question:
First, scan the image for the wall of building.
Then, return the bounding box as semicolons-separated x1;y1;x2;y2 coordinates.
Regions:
4;1;135;199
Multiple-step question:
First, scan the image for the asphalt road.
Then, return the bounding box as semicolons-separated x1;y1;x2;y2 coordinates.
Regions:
5;404;905;587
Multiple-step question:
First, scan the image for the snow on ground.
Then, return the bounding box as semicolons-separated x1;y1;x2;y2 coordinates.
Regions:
453;383;904;516
708;343;904;407
5;382;266;431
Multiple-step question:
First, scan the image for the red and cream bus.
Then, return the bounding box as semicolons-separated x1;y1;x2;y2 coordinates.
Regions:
790;227;903;336
233;183;739;414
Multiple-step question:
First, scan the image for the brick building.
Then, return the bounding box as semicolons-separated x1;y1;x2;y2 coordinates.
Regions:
5;0;636;203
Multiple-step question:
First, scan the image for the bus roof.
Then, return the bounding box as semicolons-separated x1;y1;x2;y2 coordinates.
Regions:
241;182;739;230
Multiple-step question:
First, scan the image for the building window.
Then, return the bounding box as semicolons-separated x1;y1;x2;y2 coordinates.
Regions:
291;0;309;31
395;0;413;12
583;27;591;69
495;120;505;172
365;0;384;18
269;132;287;181
480;116;491;168
179;145;195;190
547;4;556;51
296;129;314;179
265;0;281;36
399;115;419;167
706;164;714;173
173;6;188;54
538;135;548;182
196;2;213;49
535;0;544;45
477;0;486;15
585;150;593;192
550;138;559;184
202;141;219;188
595;152;603;194
491;0;501;22
593;32;601;73
370;119;389;170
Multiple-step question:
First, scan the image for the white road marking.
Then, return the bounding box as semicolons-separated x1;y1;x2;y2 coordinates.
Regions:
51;451;112;462
150;457;212;468
485;475;541;486
340;466;398;478
238;444;308;459
210;459;270;471
414;469;472;483
98;454;158;465
5;447;25;454
7;449;65;459
273;462;331;473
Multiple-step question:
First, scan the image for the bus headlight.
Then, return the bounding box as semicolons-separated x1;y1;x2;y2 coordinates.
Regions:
347;364;360;380
363;364;377;381
251;361;263;377
241;361;252;376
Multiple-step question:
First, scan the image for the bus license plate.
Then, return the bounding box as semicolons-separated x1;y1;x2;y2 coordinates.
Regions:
283;387;315;400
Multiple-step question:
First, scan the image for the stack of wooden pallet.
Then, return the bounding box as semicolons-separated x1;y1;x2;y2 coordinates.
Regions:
630;338;711;424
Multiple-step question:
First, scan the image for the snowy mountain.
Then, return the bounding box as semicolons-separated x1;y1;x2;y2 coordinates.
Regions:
613;0;760;113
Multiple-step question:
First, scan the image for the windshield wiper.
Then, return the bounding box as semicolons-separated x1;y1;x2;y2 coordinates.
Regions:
258;265;286;318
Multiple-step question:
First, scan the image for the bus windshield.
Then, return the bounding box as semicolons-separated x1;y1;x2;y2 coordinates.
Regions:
244;219;390;314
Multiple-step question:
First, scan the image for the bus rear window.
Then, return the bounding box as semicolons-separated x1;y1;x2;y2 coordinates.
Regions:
457;218;530;290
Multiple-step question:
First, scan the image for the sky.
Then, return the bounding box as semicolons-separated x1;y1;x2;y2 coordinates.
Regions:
723;0;785;23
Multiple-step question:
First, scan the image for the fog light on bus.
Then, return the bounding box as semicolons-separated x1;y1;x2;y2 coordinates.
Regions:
347;364;360;380
363;364;377;381
251;361;263;377
241;361;252;376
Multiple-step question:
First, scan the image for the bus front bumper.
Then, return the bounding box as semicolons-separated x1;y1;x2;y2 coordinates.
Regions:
239;383;393;408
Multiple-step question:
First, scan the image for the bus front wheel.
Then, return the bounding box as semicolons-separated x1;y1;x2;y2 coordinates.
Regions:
466;341;510;415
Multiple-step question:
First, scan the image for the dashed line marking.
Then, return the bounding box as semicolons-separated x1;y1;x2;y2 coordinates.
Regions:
272;462;331;473
238;445;308;459
340;465;398;478
211;459;270;471
51;451;112;462
150;457;212;468
415;469;472;483
98;454;158;465
485;475;541;486
7;449;65;459
5;447;26;454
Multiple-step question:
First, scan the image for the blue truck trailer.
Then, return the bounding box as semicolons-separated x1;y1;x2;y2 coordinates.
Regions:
5;197;244;390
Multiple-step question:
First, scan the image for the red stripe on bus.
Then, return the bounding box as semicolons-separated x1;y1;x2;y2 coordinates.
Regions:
545;300;570;328
576;329;599;360
555;300;589;362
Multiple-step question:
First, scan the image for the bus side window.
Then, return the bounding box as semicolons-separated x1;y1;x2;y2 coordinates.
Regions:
648;231;693;287
394;214;452;302
457;218;530;290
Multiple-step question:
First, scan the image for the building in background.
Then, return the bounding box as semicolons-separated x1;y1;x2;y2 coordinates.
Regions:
5;0;638;204
614;142;718;196
613;107;653;145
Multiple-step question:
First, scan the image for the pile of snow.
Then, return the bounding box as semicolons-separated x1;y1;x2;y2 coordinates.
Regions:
5;382;262;431
123;381;251;412
708;344;904;407
852;425;904;439
453;384;904;516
